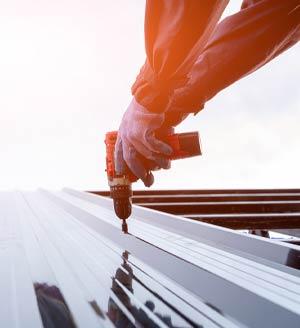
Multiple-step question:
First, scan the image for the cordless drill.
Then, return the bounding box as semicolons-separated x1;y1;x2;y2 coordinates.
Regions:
105;131;202;233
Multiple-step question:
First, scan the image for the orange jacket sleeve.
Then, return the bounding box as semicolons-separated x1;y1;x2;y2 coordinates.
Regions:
171;0;300;113
131;0;229;113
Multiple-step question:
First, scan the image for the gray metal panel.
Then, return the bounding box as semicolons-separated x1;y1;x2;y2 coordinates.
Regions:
1;190;300;327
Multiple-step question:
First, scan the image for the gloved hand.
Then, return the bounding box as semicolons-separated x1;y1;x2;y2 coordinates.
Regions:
115;97;173;187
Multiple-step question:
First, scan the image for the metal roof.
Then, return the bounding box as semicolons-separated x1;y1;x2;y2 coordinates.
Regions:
2;189;300;327
93;189;300;231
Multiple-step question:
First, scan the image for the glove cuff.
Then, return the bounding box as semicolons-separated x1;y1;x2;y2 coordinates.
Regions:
131;61;188;114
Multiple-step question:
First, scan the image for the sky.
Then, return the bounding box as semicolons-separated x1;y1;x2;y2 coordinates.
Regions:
0;1;299;191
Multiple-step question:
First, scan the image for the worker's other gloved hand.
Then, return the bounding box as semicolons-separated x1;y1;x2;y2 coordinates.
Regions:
115;98;173;187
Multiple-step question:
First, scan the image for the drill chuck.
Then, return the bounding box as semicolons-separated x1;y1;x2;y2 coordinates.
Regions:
110;184;132;221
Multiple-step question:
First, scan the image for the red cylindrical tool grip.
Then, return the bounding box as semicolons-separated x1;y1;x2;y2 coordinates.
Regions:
105;131;117;179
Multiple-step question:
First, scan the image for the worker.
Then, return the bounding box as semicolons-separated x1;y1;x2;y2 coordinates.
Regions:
115;0;300;187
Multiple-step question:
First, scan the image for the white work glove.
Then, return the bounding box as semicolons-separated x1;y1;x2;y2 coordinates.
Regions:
115;98;173;186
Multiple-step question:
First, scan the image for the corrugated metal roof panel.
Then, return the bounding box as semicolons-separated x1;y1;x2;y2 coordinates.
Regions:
1;190;300;327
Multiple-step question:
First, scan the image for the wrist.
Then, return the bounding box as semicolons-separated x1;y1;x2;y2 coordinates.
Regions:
132;61;186;114
133;89;171;114
131;97;165;119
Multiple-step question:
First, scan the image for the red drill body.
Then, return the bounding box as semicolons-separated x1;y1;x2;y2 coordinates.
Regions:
105;131;201;232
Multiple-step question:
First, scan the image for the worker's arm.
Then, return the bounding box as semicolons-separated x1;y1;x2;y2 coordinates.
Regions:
116;0;228;186
132;0;229;113
171;0;300;113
